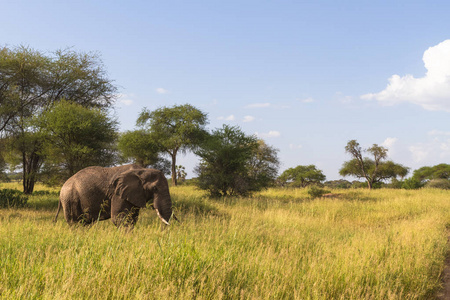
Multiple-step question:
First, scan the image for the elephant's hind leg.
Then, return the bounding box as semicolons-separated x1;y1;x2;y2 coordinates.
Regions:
63;197;97;226
62;198;84;225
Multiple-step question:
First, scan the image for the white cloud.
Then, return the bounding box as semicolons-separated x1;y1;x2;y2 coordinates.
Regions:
156;88;168;94
428;129;450;136
382;137;398;149
246;102;271;108
300;97;315;103
243;115;255;123
289;144;303;150
409;137;450;163
117;93;134;106
409;144;432;163
382;137;398;156
361;40;450;112
334;92;354;104
256;130;281;138
120;99;133;106
218;115;235;121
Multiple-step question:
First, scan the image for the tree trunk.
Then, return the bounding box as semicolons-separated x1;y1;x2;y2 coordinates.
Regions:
22;151;41;194
171;151;177;186
366;179;373;190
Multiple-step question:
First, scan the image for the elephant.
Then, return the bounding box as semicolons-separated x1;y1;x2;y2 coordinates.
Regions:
54;164;173;227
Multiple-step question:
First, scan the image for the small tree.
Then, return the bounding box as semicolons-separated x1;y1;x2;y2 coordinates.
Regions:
117;130;170;174
340;140;409;189
195;125;278;197
37;100;118;182
176;165;187;183
278;165;326;187
137;104;208;186
247;140;280;190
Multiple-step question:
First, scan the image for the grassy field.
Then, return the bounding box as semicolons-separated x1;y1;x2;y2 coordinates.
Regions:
1;182;450;299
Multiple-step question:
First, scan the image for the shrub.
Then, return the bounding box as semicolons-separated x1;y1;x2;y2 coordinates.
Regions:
402;178;424;190
425;179;450;190
0;189;28;208
307;186;331;199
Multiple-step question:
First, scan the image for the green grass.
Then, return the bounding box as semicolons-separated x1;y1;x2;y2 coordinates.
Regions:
0;183;450;299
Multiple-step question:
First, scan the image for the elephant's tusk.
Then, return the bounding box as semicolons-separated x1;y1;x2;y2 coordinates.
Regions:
155;209;170;225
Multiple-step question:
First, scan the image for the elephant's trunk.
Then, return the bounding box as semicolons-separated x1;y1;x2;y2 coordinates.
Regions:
153;190;172;225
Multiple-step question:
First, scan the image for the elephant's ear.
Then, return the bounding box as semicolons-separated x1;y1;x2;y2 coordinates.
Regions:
114;171;147;208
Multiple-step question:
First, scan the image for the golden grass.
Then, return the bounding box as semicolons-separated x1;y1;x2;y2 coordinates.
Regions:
0;184;449;299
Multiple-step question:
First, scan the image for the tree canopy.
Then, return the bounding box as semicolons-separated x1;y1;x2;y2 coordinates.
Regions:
339;140;409;189
412;164;450;183
137;104;208;185
0;46;117;193
195;125;279;197
278;165;326;187
117;130;170;174
247;140;280;191
36;100;118;183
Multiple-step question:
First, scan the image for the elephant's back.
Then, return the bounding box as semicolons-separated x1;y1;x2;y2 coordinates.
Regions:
60;164;141;197
60;167;109;199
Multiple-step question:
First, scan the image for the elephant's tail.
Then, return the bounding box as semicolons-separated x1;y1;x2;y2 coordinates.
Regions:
54;200;62;223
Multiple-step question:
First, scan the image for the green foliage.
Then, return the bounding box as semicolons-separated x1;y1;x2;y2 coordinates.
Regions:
278;165;326;187
195;125;278;197
137;104;208;185
0;189;28;208
413;164;450;184
425;179;450;190
117;130;170;174
247;140;280;190
0;46;117;193
36;100;118;182
307;186;331;199
324;179;352;189
340;140;409;189
176;165;187;183
402;177;424;190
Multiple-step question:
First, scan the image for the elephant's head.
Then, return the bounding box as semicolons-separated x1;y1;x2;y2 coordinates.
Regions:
112;168;173;225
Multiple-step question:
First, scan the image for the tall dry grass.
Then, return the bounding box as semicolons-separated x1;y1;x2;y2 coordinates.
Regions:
0;183;449;299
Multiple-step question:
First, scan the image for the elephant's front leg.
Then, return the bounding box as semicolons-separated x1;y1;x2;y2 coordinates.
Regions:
111;198;140;228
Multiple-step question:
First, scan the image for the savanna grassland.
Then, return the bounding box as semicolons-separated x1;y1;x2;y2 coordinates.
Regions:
1;183;450;299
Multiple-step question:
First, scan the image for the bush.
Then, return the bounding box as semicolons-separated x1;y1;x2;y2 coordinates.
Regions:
307;186;331;199
32;190;59;196
0;189;28;208
425;179;450;190
402;178;424;190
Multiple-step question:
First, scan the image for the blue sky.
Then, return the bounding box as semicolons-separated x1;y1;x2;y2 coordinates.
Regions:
2;0;450;180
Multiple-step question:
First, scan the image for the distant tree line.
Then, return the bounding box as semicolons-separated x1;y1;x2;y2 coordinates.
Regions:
1;45;449;196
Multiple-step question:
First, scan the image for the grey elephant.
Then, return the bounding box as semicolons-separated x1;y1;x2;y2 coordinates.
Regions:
54;164;173;227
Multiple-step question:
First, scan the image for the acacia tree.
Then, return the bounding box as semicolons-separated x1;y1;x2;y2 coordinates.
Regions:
412;164;450;183
339;140;408;189
137;104;208;186
0;46;117;193
117;130;170;174
278;165;326;187
195;125;279;197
